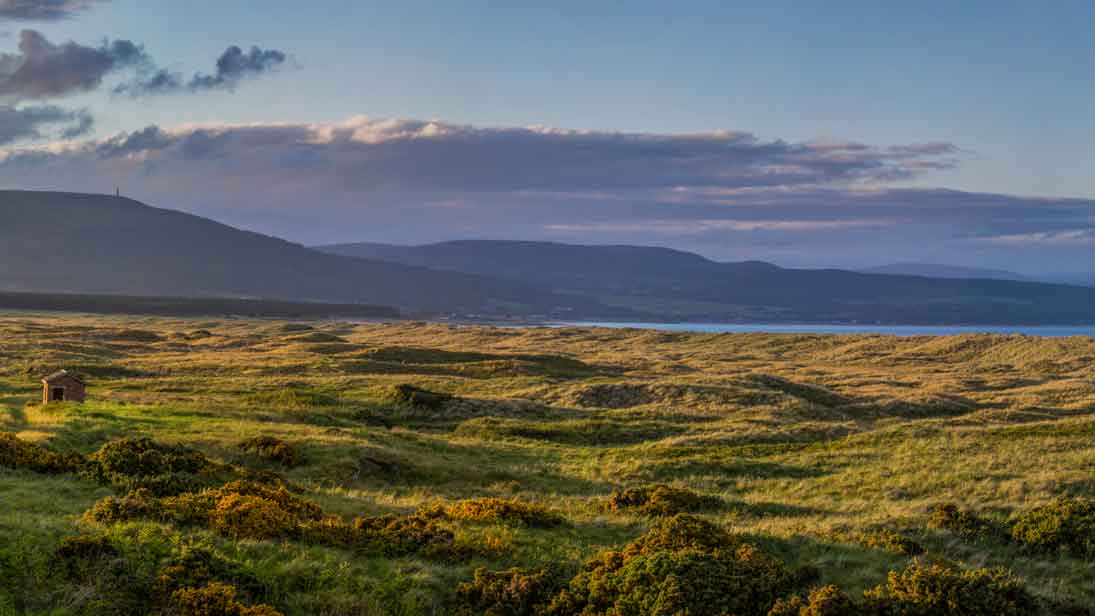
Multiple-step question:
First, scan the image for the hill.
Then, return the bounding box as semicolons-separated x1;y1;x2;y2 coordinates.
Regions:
319;239;1095;324
3;315;1095;612
861;263;1029;281
0;192;607;317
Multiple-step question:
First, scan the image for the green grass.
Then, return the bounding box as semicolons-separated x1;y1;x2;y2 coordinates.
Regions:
2;313;1095;613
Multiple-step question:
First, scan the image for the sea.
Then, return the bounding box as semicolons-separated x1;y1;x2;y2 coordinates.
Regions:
554;322;1095;337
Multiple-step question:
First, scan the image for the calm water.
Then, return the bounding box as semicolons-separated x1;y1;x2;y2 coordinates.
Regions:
556;322;1095;337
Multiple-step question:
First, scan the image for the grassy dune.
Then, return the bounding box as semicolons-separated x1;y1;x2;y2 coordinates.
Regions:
2;314;1095;613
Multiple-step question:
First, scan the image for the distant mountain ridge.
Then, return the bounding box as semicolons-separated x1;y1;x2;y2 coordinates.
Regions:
860;263;1029;281
318;239;1095;324
0;191;606;316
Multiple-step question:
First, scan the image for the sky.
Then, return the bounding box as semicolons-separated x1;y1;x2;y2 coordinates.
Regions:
0;0;1094;275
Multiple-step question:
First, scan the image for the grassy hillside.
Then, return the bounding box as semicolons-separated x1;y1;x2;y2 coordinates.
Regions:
0;191;606;316
3;314;1095;613
319;239;1095;324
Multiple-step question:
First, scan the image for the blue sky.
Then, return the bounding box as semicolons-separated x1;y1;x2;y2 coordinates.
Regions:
1;0;1094;273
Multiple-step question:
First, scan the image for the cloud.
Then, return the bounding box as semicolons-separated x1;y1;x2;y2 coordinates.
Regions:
0;0;102;21
115;45;287;97
2;116;1095;273
0;29;146;100
0;103;90;143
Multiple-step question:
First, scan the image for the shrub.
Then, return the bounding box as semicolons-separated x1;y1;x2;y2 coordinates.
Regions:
547;546;795;616
239;436;301;468
391;384;454;410
446;498;565;528
1011;498;1095;557
856;529;925;556
543;514;794;616
862;562;1036;615
354;513;455;556
622;513;741;557
210;494;298;540
0;432;84;474
928;504;1006;542
85;437;210;480
768;586;859;616
155;543;265;599
84;488;162;524
454;567;562;616
606;484;722;516
171;583;283;616
53;534;119;576
116;471;207;497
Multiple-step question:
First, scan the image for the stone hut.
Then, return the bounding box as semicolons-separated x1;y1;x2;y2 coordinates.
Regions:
42;370;86;404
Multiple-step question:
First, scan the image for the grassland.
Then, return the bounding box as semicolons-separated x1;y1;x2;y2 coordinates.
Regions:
2;313;1095;614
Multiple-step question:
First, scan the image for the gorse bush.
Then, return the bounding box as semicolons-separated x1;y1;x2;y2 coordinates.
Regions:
1010;498;1095;557
542;514;795;616
0;432;84;474
391;383;454;410
852;529;925;556
82;437;218;496
444;498;566;528
155;543;266;600
84;479;454;555
621;513;741;556
53;534;119;577
171;583;283;616
928;503;1006;542
862;562;1037;615
238;436;301;468
768;585;858;616
454;567;562;616
606;484;722;516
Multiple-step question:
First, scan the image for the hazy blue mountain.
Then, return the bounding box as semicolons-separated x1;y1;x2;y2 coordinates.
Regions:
318;240;1095;324
0;192;606;316
861;263;1029;281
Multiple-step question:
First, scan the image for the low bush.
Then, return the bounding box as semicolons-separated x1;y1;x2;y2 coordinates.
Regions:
84;488;162;524
53;534;119;577
854;529;925;556
768;585;858;616
84;479;452;556
0;432;84;474
622;513;742;557
210;494;298;540
82;437;219;496
455;567;564;616
353;513;456;556
445;498;565;528
1011;498;1095;557
542;514;794;616
238;436;301;468
928;503;1006;542
862;562;1036;615
85;437;211;480
155;543;265;600
171;583;283;616
606;484;722;516
390;384;455;410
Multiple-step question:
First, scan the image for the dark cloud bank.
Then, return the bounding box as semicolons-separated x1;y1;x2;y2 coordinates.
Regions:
3;117;1093;275
115;46;287;96
0;0;102;21
0;28;286;146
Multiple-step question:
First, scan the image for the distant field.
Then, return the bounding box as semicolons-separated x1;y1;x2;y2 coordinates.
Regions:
2;314;1095;614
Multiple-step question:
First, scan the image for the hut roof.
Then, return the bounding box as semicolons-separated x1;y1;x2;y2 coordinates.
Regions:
42;370;85;385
